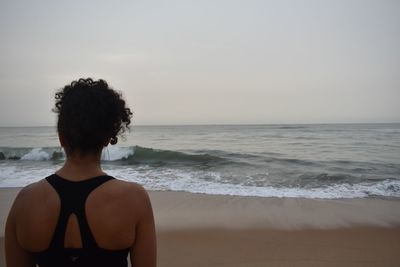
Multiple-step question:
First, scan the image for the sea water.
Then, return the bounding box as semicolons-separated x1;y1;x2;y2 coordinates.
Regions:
0;124;399;199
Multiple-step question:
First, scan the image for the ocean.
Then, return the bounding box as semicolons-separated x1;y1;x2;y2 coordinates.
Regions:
0;124;399;199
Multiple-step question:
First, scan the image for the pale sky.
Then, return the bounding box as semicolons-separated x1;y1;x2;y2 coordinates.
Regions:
0;0;399;126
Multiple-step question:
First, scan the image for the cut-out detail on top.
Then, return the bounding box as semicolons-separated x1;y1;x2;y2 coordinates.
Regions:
64;213;83;248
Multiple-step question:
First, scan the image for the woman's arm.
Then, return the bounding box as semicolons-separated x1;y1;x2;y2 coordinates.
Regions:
129;188;157;267
5;189;35;267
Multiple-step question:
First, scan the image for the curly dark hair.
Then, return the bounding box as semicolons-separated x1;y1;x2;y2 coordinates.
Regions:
53;78;132;155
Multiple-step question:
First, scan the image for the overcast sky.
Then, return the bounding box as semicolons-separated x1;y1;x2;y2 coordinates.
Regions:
0;0;399;126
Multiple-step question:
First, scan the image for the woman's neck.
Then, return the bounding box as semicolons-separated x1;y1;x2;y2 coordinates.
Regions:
56;151;106;181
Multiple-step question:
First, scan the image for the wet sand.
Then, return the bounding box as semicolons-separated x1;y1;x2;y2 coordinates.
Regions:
1;188;400;267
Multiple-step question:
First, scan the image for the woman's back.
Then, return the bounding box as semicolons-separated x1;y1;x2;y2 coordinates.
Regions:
16;175;141;251
7;173;156;266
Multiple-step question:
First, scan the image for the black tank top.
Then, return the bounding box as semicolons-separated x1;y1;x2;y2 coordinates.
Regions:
33;174;130;267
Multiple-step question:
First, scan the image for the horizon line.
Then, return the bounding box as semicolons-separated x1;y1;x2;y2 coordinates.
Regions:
1;121;400;128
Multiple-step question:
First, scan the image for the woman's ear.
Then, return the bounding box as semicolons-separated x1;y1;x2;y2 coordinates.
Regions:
110;137;118;145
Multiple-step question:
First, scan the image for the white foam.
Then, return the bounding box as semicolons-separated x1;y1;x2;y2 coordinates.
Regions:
0;164;57;187
102;146;134;161
105;166;400;199
1;162;399;199
21;148;51;161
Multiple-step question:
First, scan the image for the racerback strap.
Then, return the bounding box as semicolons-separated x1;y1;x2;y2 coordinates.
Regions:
46;174;115;250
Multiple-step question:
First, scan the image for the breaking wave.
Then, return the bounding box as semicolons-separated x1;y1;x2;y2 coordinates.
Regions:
1;145;399;199
0;146;227;165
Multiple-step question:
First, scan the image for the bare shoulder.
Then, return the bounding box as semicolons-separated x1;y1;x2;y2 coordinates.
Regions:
8;178;56;233
14;182;39;202
97;178;152;215
12;179;51;210
109;179;150;203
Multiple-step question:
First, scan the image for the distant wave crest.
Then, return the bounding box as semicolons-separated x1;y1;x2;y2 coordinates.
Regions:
0;146;227;165
0;147;64;161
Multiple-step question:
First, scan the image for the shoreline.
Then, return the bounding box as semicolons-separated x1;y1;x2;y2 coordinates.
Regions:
1;188;400;266
2;187;400;233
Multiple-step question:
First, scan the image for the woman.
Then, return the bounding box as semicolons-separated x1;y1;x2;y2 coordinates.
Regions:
5;78;156;267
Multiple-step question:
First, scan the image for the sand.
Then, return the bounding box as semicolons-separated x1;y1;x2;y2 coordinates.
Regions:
1;188;400;267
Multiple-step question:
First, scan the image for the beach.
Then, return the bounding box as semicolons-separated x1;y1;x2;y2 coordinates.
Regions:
1;0;399;263
1;188;400;267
